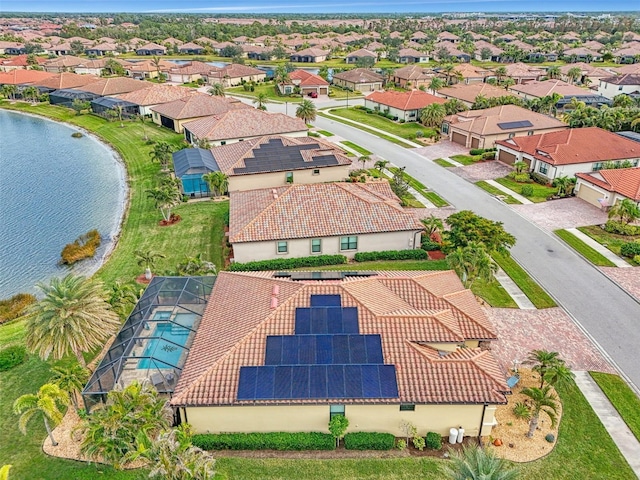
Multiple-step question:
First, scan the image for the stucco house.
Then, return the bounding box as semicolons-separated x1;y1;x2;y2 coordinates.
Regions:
207;63;266;87
167;61;212;84
508;79;590;101
391;65;436;89
364;90;445;123
168;270;508;438
495;127;640;182
332;68;384;92
135;42;167;56
178;42;205;55
597;74;640;100
114;84;195;116
397;48;429;64
345;48;378;64
575;167;640;208
290;48;329;63
229;181;423;263
279;69;329;96
436;83;511;108
442;105;568;149
173;136;351;197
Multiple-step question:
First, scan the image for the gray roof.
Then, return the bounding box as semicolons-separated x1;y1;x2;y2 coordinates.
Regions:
173;148;220;178
616;131;640;144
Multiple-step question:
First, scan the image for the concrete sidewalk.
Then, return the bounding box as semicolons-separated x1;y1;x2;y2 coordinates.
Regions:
494;268;536;309
484;179;534;205
566;228;631;268
574;371;640;478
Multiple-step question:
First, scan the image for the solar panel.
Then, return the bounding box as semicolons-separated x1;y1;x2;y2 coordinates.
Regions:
298;335;315;365
332;335;350;364
309;365;327;397
327;308;343;333
311;295;342;307
274;366;292;398
327;365;346;398
365;335;384;364
316;335;333;364
497;120;534;130
237;366;257;400
342;308;359;333
361;364;382;397
291;366;310;399
310;308;327;334
344;365;363;397
255;366;276;399
349;335;367;364
379;365;400;398
281;336;299;364
264;336;282;365
294;308;311;334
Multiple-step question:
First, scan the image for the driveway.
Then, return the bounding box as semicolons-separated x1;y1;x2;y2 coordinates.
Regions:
511;197;609;232
412;140;468;160
599;267;640;303
486;307;616;374
452;161;512;182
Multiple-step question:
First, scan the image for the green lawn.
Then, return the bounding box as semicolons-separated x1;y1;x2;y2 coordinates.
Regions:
327;107;436;141
227;81;302;103
433;158;455;167
386;167;449;207
492;252;557;309
317;111;414;148
317;130;334;137
450;154;481;166
590;372;640;443
555;229;617;267
475;181;522;204
578;226;640;266
494;177;557;203
340;140;372;156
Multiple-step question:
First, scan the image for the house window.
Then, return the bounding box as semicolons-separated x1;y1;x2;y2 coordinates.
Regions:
527;131;534;135
276;241;288;254
330;405;345;420
340;236;358;251
285;172;294;183
538;163;549;175
399;404;415;411
441;123;449;134
508;133;515;138
311;238;322;254
312;169;320;176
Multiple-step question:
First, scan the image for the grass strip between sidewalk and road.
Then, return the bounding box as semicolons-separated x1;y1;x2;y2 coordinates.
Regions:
555;229;617;267
475;181;522;204
387;167;449;207
589;372;640;443
340;140;372;156
433;158;455;167
492;252;557;308
317;111;415;148
317;130;334;137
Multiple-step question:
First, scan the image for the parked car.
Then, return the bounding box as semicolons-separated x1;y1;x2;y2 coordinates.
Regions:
308;91;318;98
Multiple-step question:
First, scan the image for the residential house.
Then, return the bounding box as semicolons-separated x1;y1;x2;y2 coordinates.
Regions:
74;59;112;76
43;55;86;73
434;42;470;63
125;59;177;80
332;68;384;93
451;64;492;84
391;65;436;89
71;76;151;97
114;84;195;116
290;48;329;63
559;62;612;86
0;54;47;71
207;64;266;87
279;69;329;96
474;40;504;62
48;43;75;56
563;47;603;63
501;62;545;84
31;72;99;92
229;181;423;262
508;79;591;100
364;90;445;123
174;136;350;196
443;105;567;149
366;41;387;58
410;31;429;43
178;42;205;55
167;61;212;84
0;69;55;87
244;45;280;61
397;48;429;64
437;32;460;43
149;93;250;133
345;48;378;64
436;83;512;108
135;43;167;56
495;127;640;182
575;167;640;208
613;45;640;64
597;74;640;100
168;270;508;438
85;42;119;56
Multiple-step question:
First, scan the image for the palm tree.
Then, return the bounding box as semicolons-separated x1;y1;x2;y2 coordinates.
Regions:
253;92;269;110
567;66;582;84
374;159;389;172
513;161;528;174
502;77;515;90
108;280;140;318
420;103;446;127
427;77;444;95
146;179;182;222
208;83;225;96
21;86;39;103
422;215;444;235
24;275;120;368
50;364;90;410
494;66;507;83
608;198;640;225
554;175;574;197
441;63;456;85
135;249;166;279
202;171;229;197
151;55;163;81
296;99;317;124
358;155;371;169
274;64;290;91
148;142;174;171
442;444;519;480
473;94;490;110
521;385;559;438
1;84;17;100
176;253;217;276
443;98;468;115
525;349;561;388
447;242;497;289
13;383;69;447
543;362;575;389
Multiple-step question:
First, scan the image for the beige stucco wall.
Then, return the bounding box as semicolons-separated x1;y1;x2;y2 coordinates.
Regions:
232;230;422;263
363;99;419;122
228;164;350;192
184;403;496;437
448;126;567;149
207;129;308;147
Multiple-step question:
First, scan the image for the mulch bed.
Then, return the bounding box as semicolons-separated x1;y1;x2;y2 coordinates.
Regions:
427;250;446;260
159;214;181;226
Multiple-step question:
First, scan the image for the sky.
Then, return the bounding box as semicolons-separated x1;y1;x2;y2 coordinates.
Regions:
1;0;639;13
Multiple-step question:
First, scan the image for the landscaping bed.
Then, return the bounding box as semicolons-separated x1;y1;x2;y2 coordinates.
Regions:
494;177;557;203
578;225;640;266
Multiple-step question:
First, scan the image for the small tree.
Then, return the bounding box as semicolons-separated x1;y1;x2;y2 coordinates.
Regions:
50;364;90;410
390;166;409;200
608;198;640;225
146;177;182;222
443;444;519;480
71;98;90;115
149;142;174;172
296;99;317;124
328;414;349;448
422;214;444;236
253;92;269;110
358;155;371;170
208;83;225;96
135;249;166;279
420;103;446;128
13;383;69;447
399;420;417;444
521;385;559;438
374;159;389;172
513;161;528;174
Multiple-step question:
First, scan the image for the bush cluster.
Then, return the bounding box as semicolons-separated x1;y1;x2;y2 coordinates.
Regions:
60;229;101;265
343;432;396;450
425;432;442;450
482;151;496;160
0;293;36;324
228;255;347;272
354;249;428;262
620;242;640;258
520;185;534;197
421;240;441;251
192;432;335;451
604;220;640;236
469;148;496;156
529;172;551;186
513;173;532;183
0;345;27;372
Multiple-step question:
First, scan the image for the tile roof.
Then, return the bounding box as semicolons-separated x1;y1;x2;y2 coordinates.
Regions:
576;167;640;201
332;68;384;84
509;79;593;99
438;83;512;104
288;69;329;86
346;48;377;58
0;69;55;85
71;76;151;96
150;92;249;120
114;84;194;105
0;54;47;67
170;271;506;407
168;60;213;75
365;89;445;111
445;105;566;136
43;55;86;67
209;63;265;80
293;47;329;57
183;109;307;141
453;63;491;79
496;127;640;166
31;72;99;89
600;74;640;86
502;62;545;79
392;64;436;81
229;181;423;243
398;48;425;58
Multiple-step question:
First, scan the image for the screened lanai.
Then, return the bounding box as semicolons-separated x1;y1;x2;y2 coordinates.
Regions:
82;276;215;412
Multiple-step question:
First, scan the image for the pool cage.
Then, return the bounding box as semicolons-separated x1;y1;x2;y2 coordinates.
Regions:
82;276;216;412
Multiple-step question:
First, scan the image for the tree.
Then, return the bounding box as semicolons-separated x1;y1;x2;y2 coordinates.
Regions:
374;159;389;172
175;253;217;276
108;280;140;318
445;210;516;254
447;242;497;288
70;40;85;55
501;77;515;90
148;142;174;171
567;66;582;84
146;177;182;223
328;414;349;448
13;383;69;447
441;63;457;85
78;381;173;469
355;56;375;68
296;99;317;123
427;77;444;95
420;103;446;127
472;94;491;110
608;198;640;225
494;66;507;83
103;58;125;76
358;155;371;169
253;92;269;110
317;65;330;81
480;47;492;61
554;175;574;197
390;166;409;200
23;275;120;367
1;84;17;100
274;64;291;90
546;66;561;79
421;214;444;236
612;94;634;108
220;45;243;58
543;362;575;389
21;86;39;103
513;161;528;174
202;171;229;197
50;364;90;410
521;385;559;438
151;55;164;81
525;349;562;388
71;98;91;115
442;444;519;480
443;98;468;115
208;83;225;96
135;249;166;279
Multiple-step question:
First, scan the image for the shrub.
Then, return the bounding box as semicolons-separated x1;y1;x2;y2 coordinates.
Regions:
421;240;441;251
228;254;347;272
520;185;534;197
513;401;531;420
396;438;407;450
482;151;495;160
343;432;395;450
0;293;36;324
415;130;424;138
514;173;532;183
469;148;484;155
530;172;551;185
545;433;555;443
412;435;426;451
425;432;442;450
0;345;27;372
71;132;83;138
604;220;640;236
192;432;335;451
354;249;428;262
60;229;101;265
634;255;640;264
620;242;640;258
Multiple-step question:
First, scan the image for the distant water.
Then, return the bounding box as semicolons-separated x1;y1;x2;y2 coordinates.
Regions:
0;110;127;298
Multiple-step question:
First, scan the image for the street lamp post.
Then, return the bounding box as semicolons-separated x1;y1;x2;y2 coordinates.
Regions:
346;90;349;109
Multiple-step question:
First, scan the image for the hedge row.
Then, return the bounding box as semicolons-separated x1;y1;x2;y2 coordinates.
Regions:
0;345;27;372
192;432;335;451
343;432;396;450
354;249;428;262
228;254;347;272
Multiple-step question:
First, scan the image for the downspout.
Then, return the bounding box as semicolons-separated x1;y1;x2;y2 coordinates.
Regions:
478;403;487;444
414;231;422;250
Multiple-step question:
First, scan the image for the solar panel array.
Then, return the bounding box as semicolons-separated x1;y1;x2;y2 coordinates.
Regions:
497;120;534;130
237;294;399;401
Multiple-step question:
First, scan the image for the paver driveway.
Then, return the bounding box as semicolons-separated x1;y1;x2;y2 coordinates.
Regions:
413;140;468;160
511;197;609;232
452;161;512;182
599;267;640;303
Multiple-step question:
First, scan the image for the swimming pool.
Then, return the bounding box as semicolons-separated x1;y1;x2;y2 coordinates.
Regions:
138;323;190;370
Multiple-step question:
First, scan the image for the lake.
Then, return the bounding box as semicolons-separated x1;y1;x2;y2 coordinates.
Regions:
0;110;127;298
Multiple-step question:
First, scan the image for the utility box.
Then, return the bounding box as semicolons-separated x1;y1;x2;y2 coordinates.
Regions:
449;428;458;444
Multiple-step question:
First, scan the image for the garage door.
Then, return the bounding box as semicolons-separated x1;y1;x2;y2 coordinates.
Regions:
498;150;517;165
451;132;467;146
471;137;480;149
577;183;604;208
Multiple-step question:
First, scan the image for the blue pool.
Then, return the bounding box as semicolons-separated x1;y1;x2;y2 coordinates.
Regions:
138;323;190;370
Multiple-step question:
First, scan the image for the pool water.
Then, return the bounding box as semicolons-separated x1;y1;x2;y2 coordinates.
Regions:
138;323;190;370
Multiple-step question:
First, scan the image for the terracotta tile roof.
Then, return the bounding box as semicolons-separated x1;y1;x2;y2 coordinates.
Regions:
398;48;425;58
43;55;86;68
600;74;640;86
445;105;567;136
126;59;178;73
229;181;423;243
293;47;329;57
365;89;445;111
71;76;151;96
559;62;611;78
288;69;329;86
438;83;511;104
136;42;166;51
502;62;545;79
453;63;491;79
496;127;640;166
150;92;249;120
183;109;307;141
209;63;265;80
179;42;204;51
563;47;601;57
0;69;55;85
31;72;99;89
346;48;377;59
168;61;212;75
509;79;593;99
392;65;436;81
333;68;384;84
170;271;506;407
576;167;640;201
115;84;194;105
0;54;47;67
88;42;118;51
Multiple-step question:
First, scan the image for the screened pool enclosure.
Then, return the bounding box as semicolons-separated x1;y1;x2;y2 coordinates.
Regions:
82;276;215;411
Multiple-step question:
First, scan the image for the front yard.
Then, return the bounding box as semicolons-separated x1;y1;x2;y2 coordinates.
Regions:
327;107;437;141
578;225;640;266
226;81;303;103
494;177;558;203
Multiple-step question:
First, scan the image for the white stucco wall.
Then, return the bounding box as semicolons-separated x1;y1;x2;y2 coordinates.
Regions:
597;81;640;100
227;164;350;192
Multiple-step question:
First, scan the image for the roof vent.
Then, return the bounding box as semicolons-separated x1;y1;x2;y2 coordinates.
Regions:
272;285;279;296
270;296;278;309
